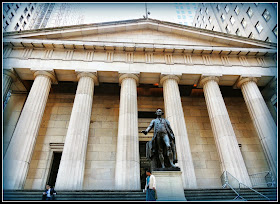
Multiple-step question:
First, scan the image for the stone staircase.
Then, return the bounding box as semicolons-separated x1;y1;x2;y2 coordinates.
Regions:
3;190;146;201
3;188;277;201
184;187;277;201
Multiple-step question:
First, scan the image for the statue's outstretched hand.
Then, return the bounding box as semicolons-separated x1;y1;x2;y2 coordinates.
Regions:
141;130;148;135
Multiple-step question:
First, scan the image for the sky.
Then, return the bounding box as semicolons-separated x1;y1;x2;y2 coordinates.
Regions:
73;3;198;26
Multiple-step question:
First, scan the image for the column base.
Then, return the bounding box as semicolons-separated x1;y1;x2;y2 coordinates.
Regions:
152;171;186;201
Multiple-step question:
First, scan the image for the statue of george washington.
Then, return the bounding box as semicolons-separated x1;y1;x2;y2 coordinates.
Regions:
142;109;178;170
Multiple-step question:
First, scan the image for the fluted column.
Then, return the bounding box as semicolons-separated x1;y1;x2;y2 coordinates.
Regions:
3;69;17;103
115;73;140;190
3;70;56;190
237;76;277;181
200;75;252;187
55;72;98;190
160;75;197;189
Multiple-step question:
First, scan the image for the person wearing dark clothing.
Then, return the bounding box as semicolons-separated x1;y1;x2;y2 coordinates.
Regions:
42;184;57;201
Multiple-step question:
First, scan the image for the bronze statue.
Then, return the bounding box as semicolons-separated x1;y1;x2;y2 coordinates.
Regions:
142;109;178;170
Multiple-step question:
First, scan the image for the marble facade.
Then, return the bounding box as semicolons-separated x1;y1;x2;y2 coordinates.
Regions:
3;18;277;190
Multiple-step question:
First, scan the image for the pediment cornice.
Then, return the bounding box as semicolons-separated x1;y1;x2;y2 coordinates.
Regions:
4;18;276;50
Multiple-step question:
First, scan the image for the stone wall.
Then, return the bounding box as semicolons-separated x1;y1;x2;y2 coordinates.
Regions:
3;92;270;190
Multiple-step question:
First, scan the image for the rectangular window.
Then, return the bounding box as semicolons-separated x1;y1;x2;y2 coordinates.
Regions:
200;8;202;14
230;16;235;24
23;21;27;28
208;16;212;23
221;14;225;22
14;23;19;30
4;20;9;30
273;25;277;37
181;11;185;14
5;4;11;12
262;9;271;22
178;15;181;19
225;25;231;33
202;16;205;22
234;6;240;15
205;24;208;29
9;12;14;20
205;8;209;15
248;32;255;39
19;15;24;22
182;15;186;19
176;11;180;14
212;26;215;31
247;7;253;18
180;6;183;9
24;7;28;15
236;28;241;36
31;6;34;13
265;37;271;42
217;5;220;11
225;5;229;13
241;18;247;28
27;14;30;20
255;21;263;33
15;4;19;12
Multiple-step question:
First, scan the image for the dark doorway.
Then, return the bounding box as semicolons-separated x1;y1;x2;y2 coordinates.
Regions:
47;152;62;187
139;141;151;189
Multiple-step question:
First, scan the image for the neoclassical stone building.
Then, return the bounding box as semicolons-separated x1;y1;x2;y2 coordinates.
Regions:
3;18;277;191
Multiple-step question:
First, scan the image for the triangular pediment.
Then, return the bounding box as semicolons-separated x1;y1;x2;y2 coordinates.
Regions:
4;18;276;50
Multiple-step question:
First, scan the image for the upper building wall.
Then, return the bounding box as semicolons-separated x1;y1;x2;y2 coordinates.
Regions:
192;3;277;43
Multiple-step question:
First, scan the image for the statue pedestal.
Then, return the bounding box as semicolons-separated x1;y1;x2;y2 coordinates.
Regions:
152;170;186;201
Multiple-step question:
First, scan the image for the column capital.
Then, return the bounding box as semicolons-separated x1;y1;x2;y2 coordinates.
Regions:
119;73;140;85
198;74;221;88
32;70;58;84
3;69;18;82
235;75;260;88
76;71;99;85
159;74;181;87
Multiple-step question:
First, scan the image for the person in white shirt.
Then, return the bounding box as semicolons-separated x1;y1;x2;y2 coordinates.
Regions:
144;169;156;201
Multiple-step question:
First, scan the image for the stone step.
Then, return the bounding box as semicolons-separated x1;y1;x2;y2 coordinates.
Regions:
184;187;277;201
3;188;277;201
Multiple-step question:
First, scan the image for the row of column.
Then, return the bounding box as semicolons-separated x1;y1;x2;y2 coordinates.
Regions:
3;70;277;190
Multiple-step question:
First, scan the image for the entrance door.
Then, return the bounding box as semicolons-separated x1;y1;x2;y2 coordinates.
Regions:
139;141;151;189
47;152;62;187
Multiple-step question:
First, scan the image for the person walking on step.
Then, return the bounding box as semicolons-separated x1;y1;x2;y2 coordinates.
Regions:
42;184;57;201
145;169;157;201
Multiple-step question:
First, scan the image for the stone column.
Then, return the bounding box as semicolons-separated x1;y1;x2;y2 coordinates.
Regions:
236;76;277;181
3;70;56;190
200;75;252;187
160;75;197;189
55;72;98;190
3;69;17;103
115;73;140;190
